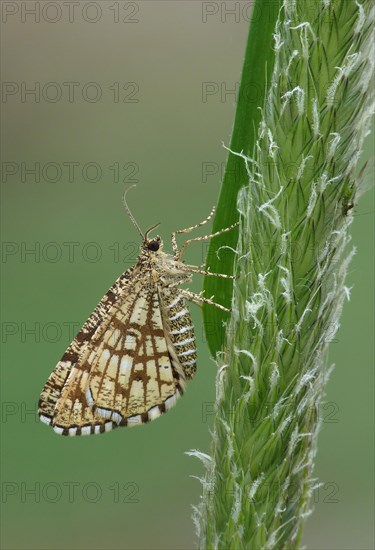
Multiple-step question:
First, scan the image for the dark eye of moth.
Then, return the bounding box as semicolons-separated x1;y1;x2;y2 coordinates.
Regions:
147;240;160;252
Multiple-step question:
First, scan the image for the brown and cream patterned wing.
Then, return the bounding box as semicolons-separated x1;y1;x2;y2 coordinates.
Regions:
86;286;187;428
38;267;140;435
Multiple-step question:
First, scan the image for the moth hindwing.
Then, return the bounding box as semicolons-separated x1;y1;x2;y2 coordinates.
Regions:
39;196;237;436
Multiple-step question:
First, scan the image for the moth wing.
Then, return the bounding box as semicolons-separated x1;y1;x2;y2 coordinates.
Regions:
38;268;141;435
87;286;187;427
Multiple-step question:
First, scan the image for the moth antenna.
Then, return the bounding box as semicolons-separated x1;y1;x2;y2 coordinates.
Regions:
122;185;144;239
144;222;161;240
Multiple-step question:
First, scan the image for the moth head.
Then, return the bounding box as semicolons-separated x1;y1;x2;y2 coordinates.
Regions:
144;235;162;253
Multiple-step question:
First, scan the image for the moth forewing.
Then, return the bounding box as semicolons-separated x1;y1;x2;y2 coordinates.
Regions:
39;201;237;436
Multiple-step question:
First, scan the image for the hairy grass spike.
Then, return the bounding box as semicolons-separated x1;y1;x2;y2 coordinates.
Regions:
194;1;375;548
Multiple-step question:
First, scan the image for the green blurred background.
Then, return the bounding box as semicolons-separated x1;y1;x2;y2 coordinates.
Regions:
1;2;373;549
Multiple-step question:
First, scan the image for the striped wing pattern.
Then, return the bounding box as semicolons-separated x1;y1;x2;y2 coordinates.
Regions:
38;268;136;432
38;272;197;436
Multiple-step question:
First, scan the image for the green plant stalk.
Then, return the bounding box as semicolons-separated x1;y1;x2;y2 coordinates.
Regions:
203;0;282;357
193;1;374;548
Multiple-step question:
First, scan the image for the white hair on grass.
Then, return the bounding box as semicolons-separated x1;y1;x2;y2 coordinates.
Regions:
257;270;272;290
339;245;357;278
254;510;266;529
297;155;313;181
322;364;336;388
296;393;313;418
341;52;362;75
258;118;267;140
327;132;341;161
278;264;292;304
343;285;352;301
295;366;320;395
306;181;318;219
276;329;292;352
215;363;228;404
294;307;312;334
240;376;254;404
219;418;235;462
257;186;284;229
278;413;293;435
284;0;297;14
273;29;284;52
312;97;321;138
319;174;341;193
247;473;265;501
237;186;248;217
310;480;324;495
270;362;280;390
288;430;315;459
326;73;342;107
280;231;291;256
189;474;208;488
185;450;213;469
327;53;361;106
216;245;238;261
222;143;259;180
289;21;317;41
357;99;375;142
272;396;289;420
245;295;265;334
191;504;203;541
287;427;299;457
293;457;314;476
267;128;279;158
354;1;366;33
236;348;258;370
274;476;292;516
267;515;299;549
281;86;305;116
230;482;243;525
318;277;338;318
284;49;300;76
360;57;375;94
240;374;254;386
347;149;363;174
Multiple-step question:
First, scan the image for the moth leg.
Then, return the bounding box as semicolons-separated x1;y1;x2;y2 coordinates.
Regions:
178;222;239;260
180;264;238;279
179;289;230;312
171;206;216;258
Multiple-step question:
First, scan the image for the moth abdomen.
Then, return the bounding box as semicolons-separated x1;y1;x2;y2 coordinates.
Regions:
162;289;197;380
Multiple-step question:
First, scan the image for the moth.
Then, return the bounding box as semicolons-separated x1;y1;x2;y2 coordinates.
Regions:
39;187;237;436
